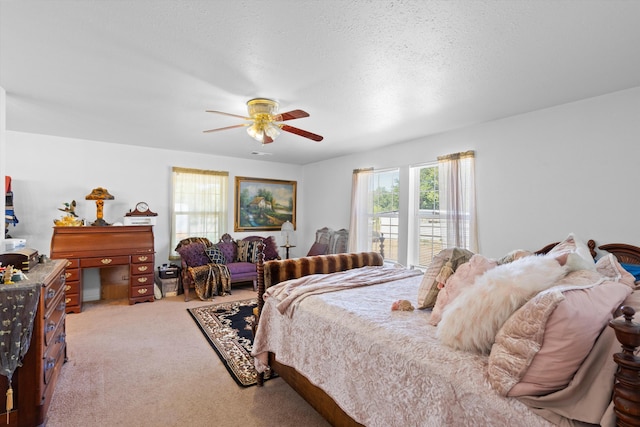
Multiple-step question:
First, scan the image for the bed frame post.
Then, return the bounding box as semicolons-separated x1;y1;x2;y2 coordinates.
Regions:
609;306;640;426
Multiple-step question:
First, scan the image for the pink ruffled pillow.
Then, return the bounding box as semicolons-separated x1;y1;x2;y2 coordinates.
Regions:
488;270;631;397
429;254;497;326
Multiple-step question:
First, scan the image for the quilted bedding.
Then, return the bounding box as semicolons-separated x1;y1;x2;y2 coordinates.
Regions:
252;272;555;427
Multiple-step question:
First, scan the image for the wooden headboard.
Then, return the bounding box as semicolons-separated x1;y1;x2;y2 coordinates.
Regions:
599;243;640;265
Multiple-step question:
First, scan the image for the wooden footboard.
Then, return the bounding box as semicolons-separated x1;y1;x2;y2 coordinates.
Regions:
254;243;640;427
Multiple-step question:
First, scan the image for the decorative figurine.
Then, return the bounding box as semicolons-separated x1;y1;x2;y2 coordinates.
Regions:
58;200;78;217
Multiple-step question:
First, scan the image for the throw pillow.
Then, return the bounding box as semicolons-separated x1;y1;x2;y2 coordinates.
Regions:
620;262;640;282
488;277;631;397
416;247;474;310
307;242;329;256
596;253;636;289
261;236;280;261
206;244;227;264
217;241;237;264
176;242;210;267
237;239;261;263
437;255;567;354
547;233;596;271
429;254;497;326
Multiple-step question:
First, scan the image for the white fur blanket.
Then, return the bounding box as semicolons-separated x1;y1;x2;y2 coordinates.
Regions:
437;255;567;354
265;265;422;317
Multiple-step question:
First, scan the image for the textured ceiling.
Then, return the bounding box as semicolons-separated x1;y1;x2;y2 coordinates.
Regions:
1;1;640;165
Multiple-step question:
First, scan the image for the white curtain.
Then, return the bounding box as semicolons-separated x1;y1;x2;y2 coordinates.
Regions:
438;151;478;253
170;167;228;257
348;168;374;253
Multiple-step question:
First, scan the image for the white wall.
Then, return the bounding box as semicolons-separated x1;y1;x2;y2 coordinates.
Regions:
5;87;640;296
5;134;303;298
303;87;640;260
0;87;5;251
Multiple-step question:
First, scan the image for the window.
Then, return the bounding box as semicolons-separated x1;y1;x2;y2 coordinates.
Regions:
351;151;476;268
410;164;442;268
349;168;399;261
372;169;400;262
170;167;228;258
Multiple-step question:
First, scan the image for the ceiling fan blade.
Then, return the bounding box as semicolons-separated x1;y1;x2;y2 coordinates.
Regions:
273;109;310;122
281;124;323;142
203;123;249;133
206;110;252;120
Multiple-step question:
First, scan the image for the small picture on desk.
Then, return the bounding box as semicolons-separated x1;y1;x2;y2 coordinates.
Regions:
235;177;296;232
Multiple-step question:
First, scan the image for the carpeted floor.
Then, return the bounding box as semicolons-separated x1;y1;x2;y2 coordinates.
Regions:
187;298;275;387
45;288;330;427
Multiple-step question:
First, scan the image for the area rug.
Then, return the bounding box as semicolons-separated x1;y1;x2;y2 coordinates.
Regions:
187;298;275;387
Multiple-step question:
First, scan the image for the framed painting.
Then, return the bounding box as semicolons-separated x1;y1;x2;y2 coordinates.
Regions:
234;176;297;232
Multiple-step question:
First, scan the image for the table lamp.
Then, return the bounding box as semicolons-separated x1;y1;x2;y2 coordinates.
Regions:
85;187;114;226
281;220;294;246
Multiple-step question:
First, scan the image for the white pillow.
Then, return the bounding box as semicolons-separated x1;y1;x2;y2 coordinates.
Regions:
437;255;567;354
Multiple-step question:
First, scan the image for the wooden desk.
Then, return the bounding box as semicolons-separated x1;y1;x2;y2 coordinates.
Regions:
50;226;155;312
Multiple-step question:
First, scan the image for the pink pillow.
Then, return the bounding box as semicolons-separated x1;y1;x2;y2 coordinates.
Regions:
429;254;496;326
506;281;631;396
596;253;636;289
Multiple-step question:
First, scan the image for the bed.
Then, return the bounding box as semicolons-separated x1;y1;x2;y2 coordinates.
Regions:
252;237;640;427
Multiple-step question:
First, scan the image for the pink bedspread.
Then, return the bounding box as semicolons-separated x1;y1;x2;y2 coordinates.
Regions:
252;270;557;427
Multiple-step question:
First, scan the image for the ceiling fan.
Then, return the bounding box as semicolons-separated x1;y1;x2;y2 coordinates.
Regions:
204;98;323;144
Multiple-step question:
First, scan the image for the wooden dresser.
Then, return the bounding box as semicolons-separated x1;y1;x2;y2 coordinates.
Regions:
0;259;67;427
50;225;155;312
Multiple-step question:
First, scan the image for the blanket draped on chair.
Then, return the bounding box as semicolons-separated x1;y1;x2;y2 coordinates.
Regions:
188;264;231;299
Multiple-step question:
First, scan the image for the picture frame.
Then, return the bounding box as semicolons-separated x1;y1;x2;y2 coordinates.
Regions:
234;176;297;232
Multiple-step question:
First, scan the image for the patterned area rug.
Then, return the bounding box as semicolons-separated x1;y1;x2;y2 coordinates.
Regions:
187;298;275;387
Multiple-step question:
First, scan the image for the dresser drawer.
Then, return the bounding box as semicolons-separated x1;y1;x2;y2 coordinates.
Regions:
65;294;80;310
132;254;154;264
63;258;80;269
130;262;153;275
43;270;65;312
131;273;154;286
80;256;129;268
63;268;80;282
130;283;154;299
44;293;66;347
64;280;80;295
43;325;66;386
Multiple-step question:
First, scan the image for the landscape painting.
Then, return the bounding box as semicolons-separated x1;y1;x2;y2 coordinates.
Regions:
234;176;297;232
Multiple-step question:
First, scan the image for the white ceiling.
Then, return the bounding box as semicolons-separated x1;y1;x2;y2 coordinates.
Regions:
1;1;640;165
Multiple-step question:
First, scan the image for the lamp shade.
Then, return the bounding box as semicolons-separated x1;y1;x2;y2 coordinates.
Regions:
281;220;294;245
85;187;114;200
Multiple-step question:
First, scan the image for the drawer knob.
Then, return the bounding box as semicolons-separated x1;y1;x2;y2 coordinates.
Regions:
137;277;148;283
65;272;72;278
45;358;55;371
66;261;72;267
137;288;148;295
101;258;113;264
65;285;71;291
138;256;148;262
46;289;56;300
138;266;148;272
65;298;71;304
46;322;56;333
57;333;66;344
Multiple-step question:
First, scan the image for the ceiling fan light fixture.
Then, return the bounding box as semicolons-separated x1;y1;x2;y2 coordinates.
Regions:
246;123;264;142
264;123;281;139
247;98;279;116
